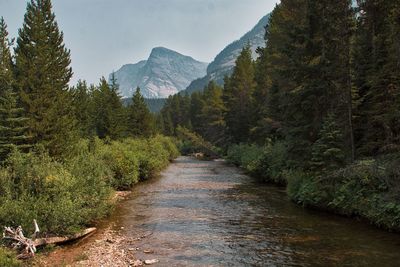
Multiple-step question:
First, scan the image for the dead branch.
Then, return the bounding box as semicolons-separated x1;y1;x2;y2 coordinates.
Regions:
2;220;96;259
33;227;96;247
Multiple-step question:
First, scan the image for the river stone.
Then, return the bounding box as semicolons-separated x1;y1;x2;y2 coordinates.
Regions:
144;259;159;265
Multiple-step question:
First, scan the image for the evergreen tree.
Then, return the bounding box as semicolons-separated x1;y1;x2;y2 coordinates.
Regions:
253;0;354;167
71;80;94;138
200;81;226;146
310;114;345;173
127;87;154;137
354;0;400;155
159;93;192;136
253;0;310;166
108;73;127;139
92;77;125;139
189;91;205;134
14;0;76;156
159;95;175;136
0;17;29;160
223;45;256;144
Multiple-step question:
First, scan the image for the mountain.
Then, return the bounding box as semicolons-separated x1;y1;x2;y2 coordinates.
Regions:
111;47;208;98
182;13;271;95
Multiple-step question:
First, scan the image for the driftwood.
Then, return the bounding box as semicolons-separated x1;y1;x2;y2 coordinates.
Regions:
2;219;96;259
33;227;96;247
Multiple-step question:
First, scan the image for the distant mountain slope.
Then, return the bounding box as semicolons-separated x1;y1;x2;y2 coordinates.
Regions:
183;13;271;95
111;47;208;98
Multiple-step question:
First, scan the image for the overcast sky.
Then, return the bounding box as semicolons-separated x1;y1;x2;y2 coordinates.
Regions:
0;0;279;85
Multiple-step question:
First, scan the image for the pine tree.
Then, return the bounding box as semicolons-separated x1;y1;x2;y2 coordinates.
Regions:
223;45;256;144
253;0;355;167
92;77;126;139
0;17;29;160
189;92;205;134
71;80;94;138
310;114;345;173
127;87;154;137
14;0;76;157
354;0;400;156
200;81;226;146
253;0;311;166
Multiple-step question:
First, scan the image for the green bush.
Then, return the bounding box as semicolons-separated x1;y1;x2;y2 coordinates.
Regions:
226;142;288;184
156;135;180;161
176;126;218;157
286;170;327;207
0;248;20;267
288;157;400;231
96;140;141;189
0;136;178;236
253;142;288;184
95;136;179;189
226;144;264;171
0;149;112;235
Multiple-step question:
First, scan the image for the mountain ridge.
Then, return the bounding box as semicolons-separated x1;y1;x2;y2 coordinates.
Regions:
111;47;208;98
182;13;271;95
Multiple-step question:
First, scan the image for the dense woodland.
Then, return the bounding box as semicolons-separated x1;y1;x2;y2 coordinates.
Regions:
0;0;178;263
160;0;400;231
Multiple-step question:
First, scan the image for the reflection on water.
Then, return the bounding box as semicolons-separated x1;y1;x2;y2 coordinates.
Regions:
113;157;400;266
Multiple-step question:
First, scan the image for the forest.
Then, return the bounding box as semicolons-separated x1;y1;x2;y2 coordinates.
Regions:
159;0;400;232
1;0;400;265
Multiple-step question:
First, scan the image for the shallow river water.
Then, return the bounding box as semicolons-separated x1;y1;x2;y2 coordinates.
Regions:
111;156;400;266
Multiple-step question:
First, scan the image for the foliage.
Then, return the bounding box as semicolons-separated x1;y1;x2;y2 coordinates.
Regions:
226;144;264;172
310;114;345;173
92;77;126;140
254;141;288;184
94;135;178;189
127;87;155;137
289;157;400;231
14;0;77;157
0;136;178;235
223;45;256;144
0;148;112;235
0;248;20;267
226;142;288;184
176;126;218;157
353;0;400;156
71;80;94;138
0;17;29;161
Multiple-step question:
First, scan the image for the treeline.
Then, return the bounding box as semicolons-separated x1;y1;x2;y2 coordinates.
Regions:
72;77;156;141
0;2;156;162
0;0;178;255
160;0;400;231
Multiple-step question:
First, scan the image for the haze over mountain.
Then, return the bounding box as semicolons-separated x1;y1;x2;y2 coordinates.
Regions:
111;13;270;100
111;47;208;98
182;13;270;94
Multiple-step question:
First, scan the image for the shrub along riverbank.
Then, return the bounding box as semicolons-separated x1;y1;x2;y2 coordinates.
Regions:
226;144;400;232
0;135;179;237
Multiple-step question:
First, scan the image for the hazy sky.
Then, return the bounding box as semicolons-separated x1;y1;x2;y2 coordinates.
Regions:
1;0;279;85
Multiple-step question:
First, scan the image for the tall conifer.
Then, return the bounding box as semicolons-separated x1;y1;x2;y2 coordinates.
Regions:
0;17;29;160
223;45;256;144
127;87;154;137
14;0;76;156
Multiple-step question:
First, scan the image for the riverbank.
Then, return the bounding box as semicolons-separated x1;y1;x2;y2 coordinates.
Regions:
226;144;400;232
0;135;179;264
34;190;162;267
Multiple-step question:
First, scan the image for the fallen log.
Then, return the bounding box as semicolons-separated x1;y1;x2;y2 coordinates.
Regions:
3;220;96;259
33;227;96;247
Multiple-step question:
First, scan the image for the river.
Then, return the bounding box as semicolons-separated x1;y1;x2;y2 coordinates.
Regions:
96;156;399;266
